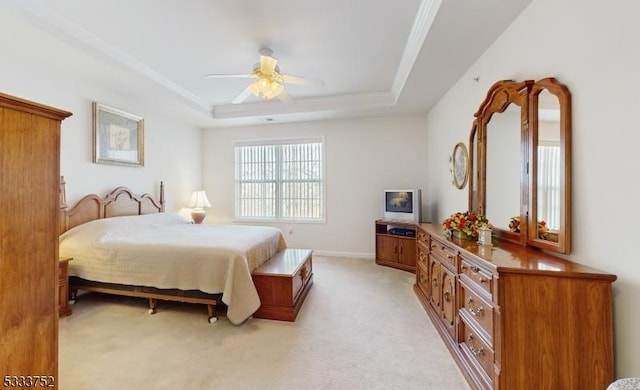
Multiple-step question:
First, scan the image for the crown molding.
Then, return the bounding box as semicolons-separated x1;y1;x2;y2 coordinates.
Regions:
392;0;442;101
7;0;438;122
7;0;211;114
212;92;395;119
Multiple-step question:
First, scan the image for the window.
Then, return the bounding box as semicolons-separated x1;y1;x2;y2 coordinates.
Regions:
234;138;324;221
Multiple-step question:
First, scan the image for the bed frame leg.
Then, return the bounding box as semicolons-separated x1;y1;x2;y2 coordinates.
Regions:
148;298;157;315
207;304;217;324
69;289;77;305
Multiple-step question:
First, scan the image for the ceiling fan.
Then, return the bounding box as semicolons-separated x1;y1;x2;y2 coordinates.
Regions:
205;47;324;104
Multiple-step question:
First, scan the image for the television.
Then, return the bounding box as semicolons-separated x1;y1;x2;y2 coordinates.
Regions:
383;189;421;223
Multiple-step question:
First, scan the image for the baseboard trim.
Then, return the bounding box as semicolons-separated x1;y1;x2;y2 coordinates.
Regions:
312;250;374;259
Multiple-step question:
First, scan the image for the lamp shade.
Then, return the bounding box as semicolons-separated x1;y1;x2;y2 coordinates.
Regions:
249;77;284;100
189;190;211;209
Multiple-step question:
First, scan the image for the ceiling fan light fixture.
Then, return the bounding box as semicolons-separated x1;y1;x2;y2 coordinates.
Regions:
258;77;271;93
269;80;284;96
249;76;284;100
207;47;323;104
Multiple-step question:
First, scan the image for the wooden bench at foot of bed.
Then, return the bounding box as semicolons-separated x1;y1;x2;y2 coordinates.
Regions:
252;248;313;321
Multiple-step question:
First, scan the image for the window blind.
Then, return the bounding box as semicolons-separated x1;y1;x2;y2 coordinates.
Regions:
234;139;324;221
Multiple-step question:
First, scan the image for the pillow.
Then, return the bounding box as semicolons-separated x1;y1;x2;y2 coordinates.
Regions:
60;213;189;242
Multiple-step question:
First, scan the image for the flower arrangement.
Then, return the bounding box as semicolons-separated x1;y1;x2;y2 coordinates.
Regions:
508;216;521;232
442;211;492;240
508;216;548;239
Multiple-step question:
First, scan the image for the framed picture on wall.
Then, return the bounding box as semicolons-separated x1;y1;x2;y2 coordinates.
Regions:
92;102;144;167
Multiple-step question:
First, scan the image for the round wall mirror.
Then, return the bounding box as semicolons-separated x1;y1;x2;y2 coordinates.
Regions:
451;142;469;189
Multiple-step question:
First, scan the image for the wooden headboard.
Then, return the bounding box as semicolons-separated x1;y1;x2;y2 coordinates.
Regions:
59;176;165;234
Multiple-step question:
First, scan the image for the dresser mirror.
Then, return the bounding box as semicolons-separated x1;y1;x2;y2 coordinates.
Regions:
485;103;521;232
528;79;571;253
469;78;571;254
468;121;479;212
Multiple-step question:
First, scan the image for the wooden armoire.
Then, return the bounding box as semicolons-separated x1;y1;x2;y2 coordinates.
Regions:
0;92;71;388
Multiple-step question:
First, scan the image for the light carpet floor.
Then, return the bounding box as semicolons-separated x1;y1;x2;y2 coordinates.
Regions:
59;256;470;390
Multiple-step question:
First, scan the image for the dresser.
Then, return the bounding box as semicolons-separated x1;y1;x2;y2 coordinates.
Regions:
0;93;71;389
415;223;616;390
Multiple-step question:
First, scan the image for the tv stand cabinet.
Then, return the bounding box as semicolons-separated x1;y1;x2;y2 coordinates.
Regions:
375;220;416;273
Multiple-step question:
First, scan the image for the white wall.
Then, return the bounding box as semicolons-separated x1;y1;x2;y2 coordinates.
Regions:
0;16;202;212
202;114;428;257
425;0;640;378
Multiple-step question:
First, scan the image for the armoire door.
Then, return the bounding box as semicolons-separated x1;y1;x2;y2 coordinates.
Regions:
0;93;71;389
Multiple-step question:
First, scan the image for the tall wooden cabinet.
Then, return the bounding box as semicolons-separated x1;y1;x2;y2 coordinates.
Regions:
0;93;71;389
415;223;616;390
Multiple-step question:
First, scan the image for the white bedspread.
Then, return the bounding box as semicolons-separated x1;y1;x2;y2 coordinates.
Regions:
59;213;286;325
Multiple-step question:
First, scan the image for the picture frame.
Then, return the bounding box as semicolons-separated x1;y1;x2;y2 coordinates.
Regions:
92;102;144;167
450;142;469;189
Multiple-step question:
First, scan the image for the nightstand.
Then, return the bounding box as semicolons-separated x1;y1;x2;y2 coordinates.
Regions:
59;257;72;317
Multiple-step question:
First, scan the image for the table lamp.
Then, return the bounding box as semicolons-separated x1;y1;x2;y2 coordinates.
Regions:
189;190;211;224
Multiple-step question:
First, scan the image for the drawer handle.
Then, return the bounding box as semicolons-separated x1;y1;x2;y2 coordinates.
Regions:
466;298;484;316
462;265;488;284
444;291;452;302
462;264;481;273
467;334;485;357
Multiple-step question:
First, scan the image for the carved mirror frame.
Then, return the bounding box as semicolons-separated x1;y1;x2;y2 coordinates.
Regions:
469;77;572;254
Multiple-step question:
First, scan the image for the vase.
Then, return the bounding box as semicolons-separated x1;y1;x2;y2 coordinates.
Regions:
452;230;476;240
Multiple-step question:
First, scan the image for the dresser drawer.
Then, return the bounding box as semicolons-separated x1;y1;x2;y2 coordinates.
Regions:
416;262;429;297
460;316;494;383
417;227;428;247
460;280;493;343
417;245;429;267
460;257;493;297
429;237;458;269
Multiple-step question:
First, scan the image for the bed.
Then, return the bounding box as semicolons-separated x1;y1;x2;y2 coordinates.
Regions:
58;178;286;325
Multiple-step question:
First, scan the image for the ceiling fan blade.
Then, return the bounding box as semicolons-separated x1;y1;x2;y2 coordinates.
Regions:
260;55;278;75
231;86;253;104
277;89;294;105
281;74;325;87
205;73;254;79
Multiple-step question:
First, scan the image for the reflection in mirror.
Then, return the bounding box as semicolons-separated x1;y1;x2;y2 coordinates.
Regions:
485;103;521;231
536;89;561;242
